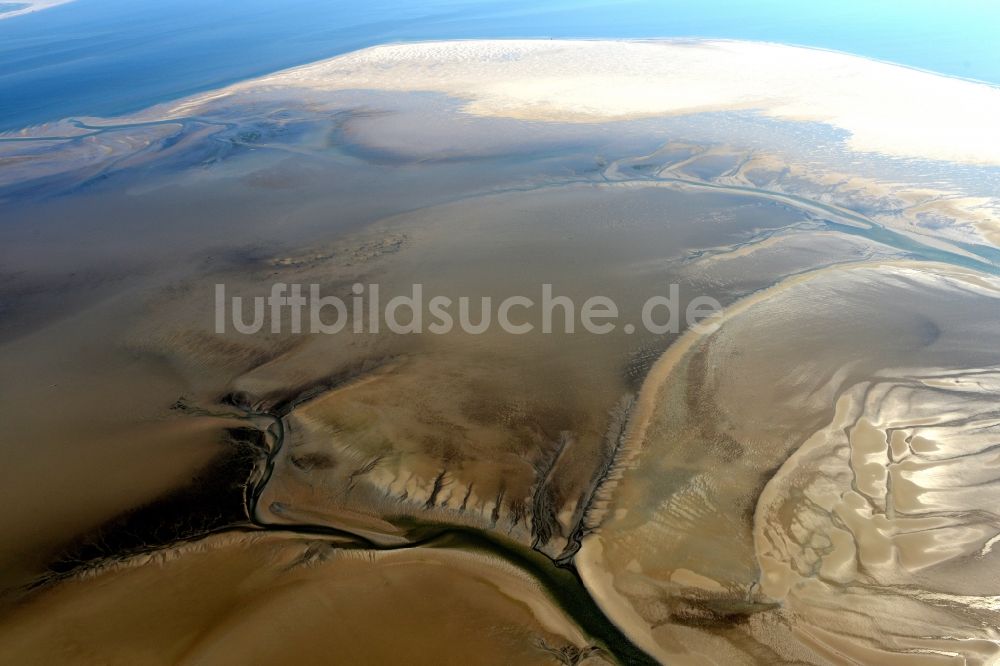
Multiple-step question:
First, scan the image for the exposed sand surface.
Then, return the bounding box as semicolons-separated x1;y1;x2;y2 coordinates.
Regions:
579;261;1000;663
172;39;1000;165
755;371;1000;663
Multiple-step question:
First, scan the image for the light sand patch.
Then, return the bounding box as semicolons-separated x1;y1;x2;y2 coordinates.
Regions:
579;260;1000;663
183;39;1000;165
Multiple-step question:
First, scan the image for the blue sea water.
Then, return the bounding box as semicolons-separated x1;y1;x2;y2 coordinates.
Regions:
0;0;998;131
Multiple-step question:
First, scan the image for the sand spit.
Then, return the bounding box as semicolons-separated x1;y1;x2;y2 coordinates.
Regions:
11;40;1000;165
162;39;1000;166
5;43;1000;250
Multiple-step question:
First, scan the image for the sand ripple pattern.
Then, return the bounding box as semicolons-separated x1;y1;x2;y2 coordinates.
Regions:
755;370;1000;664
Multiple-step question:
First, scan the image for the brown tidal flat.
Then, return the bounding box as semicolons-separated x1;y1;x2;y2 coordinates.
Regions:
0;532;607;665
2;40;1000;665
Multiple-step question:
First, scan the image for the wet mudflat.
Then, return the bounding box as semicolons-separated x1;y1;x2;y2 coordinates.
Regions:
1;40;999;664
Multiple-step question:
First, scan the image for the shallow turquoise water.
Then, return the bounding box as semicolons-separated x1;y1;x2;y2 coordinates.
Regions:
1;0;998;130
